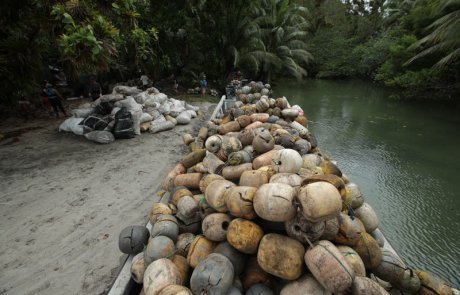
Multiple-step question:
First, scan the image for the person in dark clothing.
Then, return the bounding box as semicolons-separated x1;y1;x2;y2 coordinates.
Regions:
88;78;102;101
45;83;67;118
41;80;54;116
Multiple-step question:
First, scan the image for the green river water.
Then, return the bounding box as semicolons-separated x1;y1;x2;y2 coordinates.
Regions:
274;79;460;288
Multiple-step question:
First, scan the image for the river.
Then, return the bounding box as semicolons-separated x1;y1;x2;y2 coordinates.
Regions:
274;79;460;288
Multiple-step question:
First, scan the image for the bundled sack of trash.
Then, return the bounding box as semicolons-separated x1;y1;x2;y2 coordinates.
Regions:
61;85;200;141
117;81;457;295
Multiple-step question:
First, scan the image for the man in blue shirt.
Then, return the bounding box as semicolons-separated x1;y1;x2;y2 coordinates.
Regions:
46;83;67;118
200;75;207;97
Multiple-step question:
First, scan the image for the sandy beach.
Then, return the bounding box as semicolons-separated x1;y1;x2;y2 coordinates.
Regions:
0;100;214;295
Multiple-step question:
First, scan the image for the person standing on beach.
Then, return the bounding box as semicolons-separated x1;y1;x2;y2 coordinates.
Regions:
45;83;67;118
200;75;207;97
41;80;54;116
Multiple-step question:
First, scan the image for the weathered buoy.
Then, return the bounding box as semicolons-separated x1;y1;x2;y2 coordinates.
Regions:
170;186;193;206
415;270;453;295
205;179;236;212
298;182;342;222
275;97;288;109
205;135;223;153
251;151;275;170
239;170;270;188
144;235;175;265
143;258;182;295
199;174;225;193
119;225;150;254
354;202;379;233
272;149;302;173
370;229;385;247
290;121;308;138
372;249;406;284
252;129;275;154
202;213;232;242
352;232;382;269
352;276;390;295
337;245;366;277
281;108;299;121
177;196;198;219
227;218;264;254
228;150;253;165
250;113;270;123
246;284;274;295
304;240;354;293
149;203;174;224
280;274;331;295
320;160;342;176
269;173;302;188
202;152;225;174
301;174;346;198
253;183;297;222
150;214;179;242
219;120;241;135
333;213;365;246
158;285;192;295
214;241;247;275
187;236;214;268
237;129;255;146
221;136;243;158
302;154;321;169
242;257;273;291
222;163;253;181
190;253;234;295
257;233;305;280
394;268;421;294
236;115;252;128
173;173;202;190
162;163;186;191
131;253;146;284
293;139;311;155
181;149;206;169
225;186;258;219
171;254;190;285
320;217;340;241
175;233;195;257
285;213;325;244
345;182;364;209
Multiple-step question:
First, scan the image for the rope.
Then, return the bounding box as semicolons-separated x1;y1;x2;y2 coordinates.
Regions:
318;243;354;281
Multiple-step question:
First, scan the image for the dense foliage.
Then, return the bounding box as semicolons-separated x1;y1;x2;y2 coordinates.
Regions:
306;0;460;99
0;0;458;107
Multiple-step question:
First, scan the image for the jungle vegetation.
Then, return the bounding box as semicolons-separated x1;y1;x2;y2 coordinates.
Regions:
0;0;459;105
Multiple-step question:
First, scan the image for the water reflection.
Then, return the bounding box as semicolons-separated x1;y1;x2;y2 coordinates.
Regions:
275;79;460;288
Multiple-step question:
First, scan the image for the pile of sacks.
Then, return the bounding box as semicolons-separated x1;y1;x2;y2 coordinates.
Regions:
59;86;199;144
118;81;455;295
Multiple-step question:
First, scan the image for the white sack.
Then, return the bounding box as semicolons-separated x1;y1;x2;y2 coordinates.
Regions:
59;118;85;135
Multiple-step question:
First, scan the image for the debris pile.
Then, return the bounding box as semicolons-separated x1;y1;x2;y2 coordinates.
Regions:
59;86;199;143
118;81;455;295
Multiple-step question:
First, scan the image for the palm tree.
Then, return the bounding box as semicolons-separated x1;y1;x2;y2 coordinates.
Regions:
238;0;313;82
405;0;460;68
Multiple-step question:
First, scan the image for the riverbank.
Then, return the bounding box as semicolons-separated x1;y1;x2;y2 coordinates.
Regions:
0;98;215;294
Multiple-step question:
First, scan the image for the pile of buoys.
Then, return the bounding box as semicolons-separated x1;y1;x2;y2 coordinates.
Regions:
118;81;455;295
